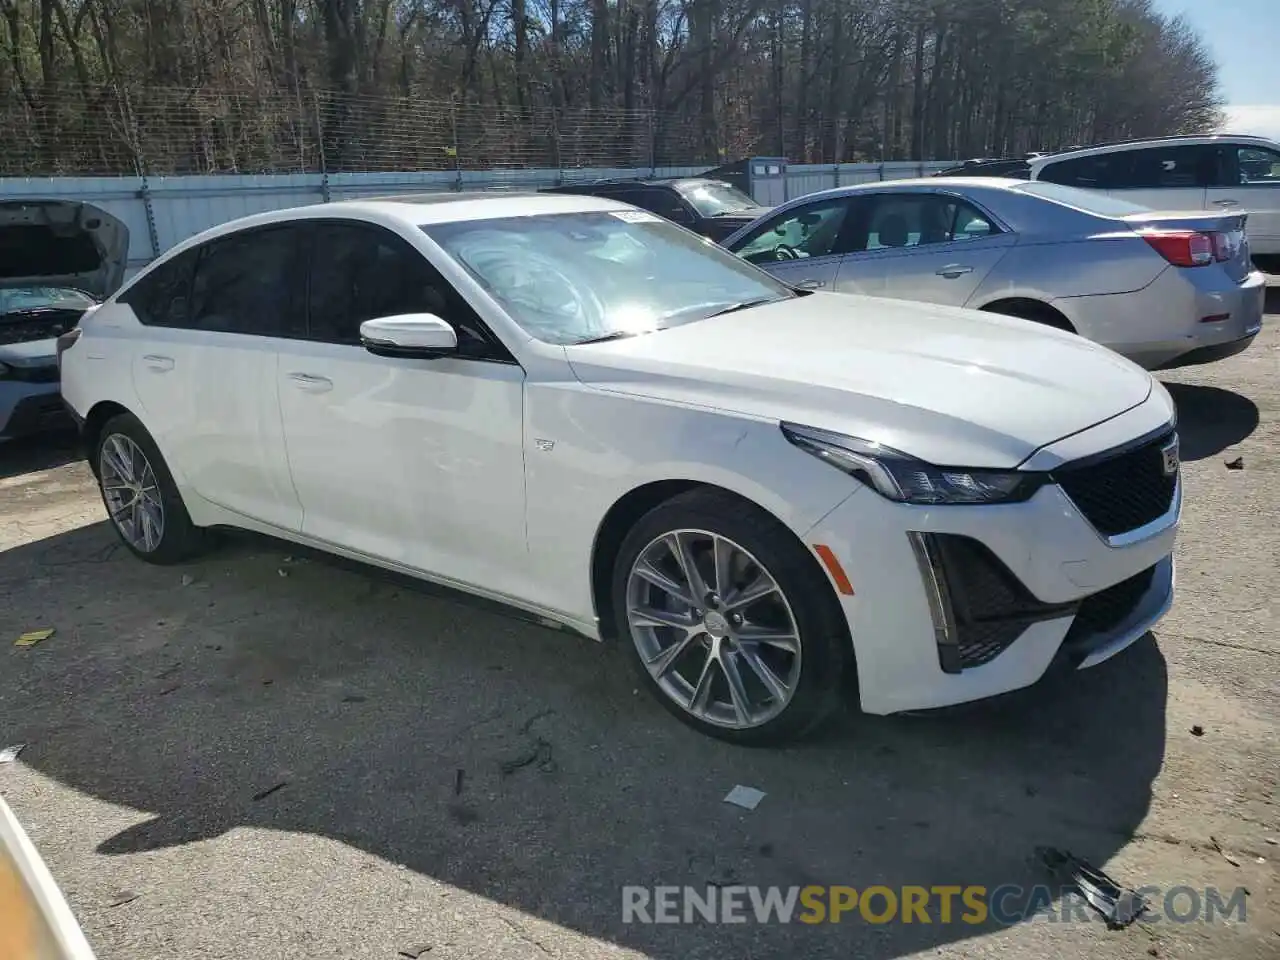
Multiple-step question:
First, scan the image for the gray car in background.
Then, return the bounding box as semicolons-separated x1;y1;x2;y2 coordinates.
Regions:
721;177;1266;370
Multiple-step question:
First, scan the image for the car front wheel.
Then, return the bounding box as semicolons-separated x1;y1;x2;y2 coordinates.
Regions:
612;488;852;745
95;412;208;564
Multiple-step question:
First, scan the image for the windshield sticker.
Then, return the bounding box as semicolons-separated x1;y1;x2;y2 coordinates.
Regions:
610;210;662;223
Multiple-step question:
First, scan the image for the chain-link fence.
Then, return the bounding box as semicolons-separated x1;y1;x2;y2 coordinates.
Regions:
0;84;740;177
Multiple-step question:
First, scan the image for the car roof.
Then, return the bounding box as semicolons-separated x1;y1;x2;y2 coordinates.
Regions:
797;176;1029;201
1030;134;1279;168
125;191;636;286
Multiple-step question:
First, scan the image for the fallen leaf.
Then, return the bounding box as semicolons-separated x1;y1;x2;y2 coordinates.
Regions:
14;628;54;647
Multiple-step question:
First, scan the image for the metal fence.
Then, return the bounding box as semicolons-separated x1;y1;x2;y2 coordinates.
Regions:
0;84;737;178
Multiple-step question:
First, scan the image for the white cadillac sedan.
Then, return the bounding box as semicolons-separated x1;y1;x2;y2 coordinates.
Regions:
59;193;1181;745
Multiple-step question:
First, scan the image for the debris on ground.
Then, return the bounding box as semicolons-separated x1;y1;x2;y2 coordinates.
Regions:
1225;456;1245;470
252;781;289;802
1038;847;1148;929
0;744;26;763
397;944;433;958
1266;837;1277;845
181;574;195;586
1209;836;1241;867
454;769;465;796
107;891;141;908
277;568;289;578
14;628;54;647
500;739;554;776
1191;725;1205;737
723;785;767;811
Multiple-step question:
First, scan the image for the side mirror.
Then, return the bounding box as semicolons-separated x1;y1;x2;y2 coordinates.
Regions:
359;314;458;359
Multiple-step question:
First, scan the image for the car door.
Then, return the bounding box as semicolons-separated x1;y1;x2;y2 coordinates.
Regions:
276;219;529;594
726;195;857;290
833;192;1015;305
1104;145;1213;212
123;225;306;530
1205;143;1280;255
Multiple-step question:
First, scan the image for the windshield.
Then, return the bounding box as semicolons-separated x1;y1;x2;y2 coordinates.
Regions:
422;211;793;345
1014;181;1153;216
0;286;97;316
675;181;761;217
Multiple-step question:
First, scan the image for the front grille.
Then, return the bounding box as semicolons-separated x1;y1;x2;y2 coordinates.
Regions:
1053;430;1178;537
1059;564;1157;663
923;534;1073;670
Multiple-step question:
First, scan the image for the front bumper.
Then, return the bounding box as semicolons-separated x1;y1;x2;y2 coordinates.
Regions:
0;381;69;440
806;419;1180;715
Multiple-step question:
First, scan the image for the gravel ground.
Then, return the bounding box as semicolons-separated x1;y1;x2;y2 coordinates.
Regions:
1;295;1278;960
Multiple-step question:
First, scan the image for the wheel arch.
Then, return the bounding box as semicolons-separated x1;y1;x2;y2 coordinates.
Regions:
588;479;846;643
977;297;1076;332
81;400;134;476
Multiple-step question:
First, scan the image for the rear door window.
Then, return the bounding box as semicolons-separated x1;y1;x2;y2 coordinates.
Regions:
189;225;308;337
860;195;999;250
1111;145;1217;189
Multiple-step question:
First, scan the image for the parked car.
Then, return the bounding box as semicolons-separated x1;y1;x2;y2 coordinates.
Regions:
61;192;1180;745
1;794;98;959
933;134;1280;260
541;176;771;241
721;177;1265;370
0;199;129;440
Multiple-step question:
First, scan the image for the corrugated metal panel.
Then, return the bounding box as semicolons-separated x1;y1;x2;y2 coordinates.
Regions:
2;161;951;282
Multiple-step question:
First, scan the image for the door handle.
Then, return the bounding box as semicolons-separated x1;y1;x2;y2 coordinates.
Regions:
794;279;826;290
1212;199;1240;207
142;354;174;372
288;372;334;393
936;264;974;278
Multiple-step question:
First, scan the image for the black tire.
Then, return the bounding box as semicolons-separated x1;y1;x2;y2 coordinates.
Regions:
611;487;853;746
983;301;1074;333
94;412;208;565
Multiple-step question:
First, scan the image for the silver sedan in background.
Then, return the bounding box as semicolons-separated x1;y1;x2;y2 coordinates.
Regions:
721;177;1267;370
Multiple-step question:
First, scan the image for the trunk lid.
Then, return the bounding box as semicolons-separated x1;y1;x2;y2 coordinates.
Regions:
1122;210;1252;282
0;200;130;299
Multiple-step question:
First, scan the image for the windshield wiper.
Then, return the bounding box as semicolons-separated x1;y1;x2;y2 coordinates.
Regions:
571;329;650;345
704;297;784;318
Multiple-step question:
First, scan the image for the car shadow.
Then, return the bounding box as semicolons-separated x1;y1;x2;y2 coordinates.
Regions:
1162;382;1259;462
2;523;1168;959
0;428;82;480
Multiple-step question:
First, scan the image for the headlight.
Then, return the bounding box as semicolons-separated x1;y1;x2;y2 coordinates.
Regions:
781;422;1044;505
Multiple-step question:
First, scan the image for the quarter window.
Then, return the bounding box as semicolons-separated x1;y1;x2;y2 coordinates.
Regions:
189;225;307;337
117;248;199;328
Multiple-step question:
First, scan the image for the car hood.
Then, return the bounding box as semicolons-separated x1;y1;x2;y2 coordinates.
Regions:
0;199;130;299
563;293;1156;469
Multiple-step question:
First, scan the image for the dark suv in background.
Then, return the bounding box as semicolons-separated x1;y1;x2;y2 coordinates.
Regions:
541;177;771;242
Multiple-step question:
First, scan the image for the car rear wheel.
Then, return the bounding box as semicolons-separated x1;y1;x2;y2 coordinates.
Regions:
612;488;852;745
95;412;207;564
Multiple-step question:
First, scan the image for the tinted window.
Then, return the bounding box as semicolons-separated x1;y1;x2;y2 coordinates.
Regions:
1236;145;1280;184
732;198;853;264
118;248;199;327
860;195;998;250
1111;145;1217;189
1038;154;1122;189
189;226;306;337
308;222;504;359
615;188;693;224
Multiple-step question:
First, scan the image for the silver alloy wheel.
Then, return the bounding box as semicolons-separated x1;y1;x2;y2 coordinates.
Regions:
99;433;165;553
626;529;802;729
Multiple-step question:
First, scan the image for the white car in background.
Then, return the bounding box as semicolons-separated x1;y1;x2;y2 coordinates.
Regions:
60;193;1180;744
940;135;1280;259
